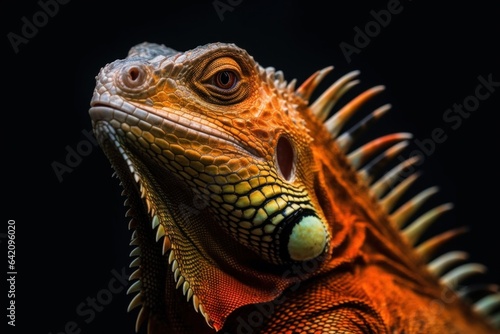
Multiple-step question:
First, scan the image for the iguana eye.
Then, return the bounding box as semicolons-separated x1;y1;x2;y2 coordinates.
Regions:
191;56;250;104
208;68;240;94
214;70;238;90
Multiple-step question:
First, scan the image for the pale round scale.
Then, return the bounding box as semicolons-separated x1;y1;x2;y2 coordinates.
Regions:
287;215;327;261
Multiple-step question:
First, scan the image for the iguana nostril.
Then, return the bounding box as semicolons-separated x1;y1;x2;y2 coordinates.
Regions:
121;65;146;88
129;67;140;81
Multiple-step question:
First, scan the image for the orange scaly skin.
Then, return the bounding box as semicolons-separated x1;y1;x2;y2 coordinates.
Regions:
89;42;499;333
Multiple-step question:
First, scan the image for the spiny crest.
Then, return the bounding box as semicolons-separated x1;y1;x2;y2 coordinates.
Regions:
124;177;212;332
295;67;500;329
104;126;213;333
258;65;299;101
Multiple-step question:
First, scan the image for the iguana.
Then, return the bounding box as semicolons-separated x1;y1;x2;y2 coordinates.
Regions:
89;42;500;333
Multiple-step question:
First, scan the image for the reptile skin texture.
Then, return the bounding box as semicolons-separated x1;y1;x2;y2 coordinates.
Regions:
89;42;500;333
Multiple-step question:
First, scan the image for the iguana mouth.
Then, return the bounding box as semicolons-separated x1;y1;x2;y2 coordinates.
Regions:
90;84;260;160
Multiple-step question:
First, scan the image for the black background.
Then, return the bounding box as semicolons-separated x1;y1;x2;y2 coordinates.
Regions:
4;0;499;333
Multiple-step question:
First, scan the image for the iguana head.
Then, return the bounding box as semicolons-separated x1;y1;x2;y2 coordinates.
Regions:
90;42;500;333
89;42;334;331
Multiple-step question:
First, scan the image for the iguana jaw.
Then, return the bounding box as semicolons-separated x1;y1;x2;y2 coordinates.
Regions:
89;107;307;331
91;116;212;327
